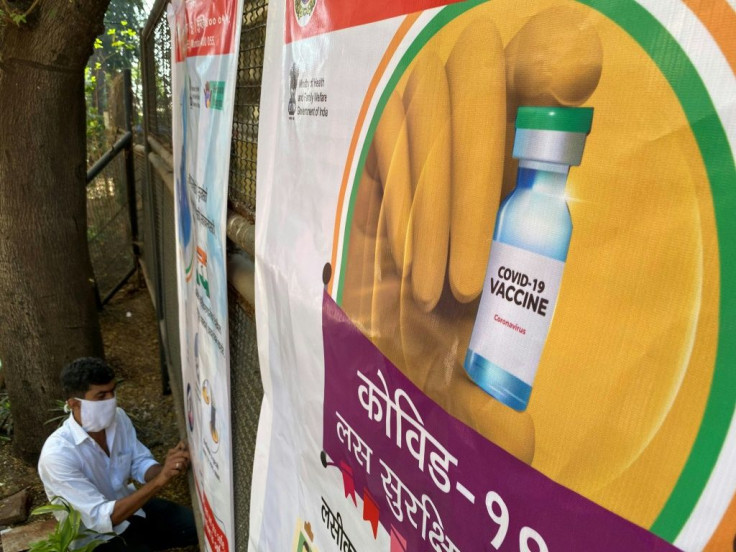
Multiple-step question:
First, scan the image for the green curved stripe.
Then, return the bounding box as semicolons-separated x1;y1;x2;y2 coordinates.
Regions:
577;0;736;541
336;0;736;542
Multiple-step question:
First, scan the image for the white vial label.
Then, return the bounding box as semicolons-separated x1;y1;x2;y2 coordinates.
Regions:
469;241;565;385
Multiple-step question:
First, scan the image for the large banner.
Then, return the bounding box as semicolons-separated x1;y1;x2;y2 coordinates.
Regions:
252;1;736;550
169;0;243;550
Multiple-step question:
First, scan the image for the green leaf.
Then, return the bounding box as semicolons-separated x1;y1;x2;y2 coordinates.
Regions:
106;28;116;35
28;537;54;552
59;518;75;551
94;38;103;49
31;503;68;516
121;20;127;26
44;414;68;426
69;508;81;532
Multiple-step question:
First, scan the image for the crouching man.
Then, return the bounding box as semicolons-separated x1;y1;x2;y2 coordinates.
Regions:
38;357;198;551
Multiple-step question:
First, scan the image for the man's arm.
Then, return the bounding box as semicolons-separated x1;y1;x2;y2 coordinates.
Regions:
110;447;189;526
124;410;162;484
39;450;120;534
143;463;162;482
142;441;189;483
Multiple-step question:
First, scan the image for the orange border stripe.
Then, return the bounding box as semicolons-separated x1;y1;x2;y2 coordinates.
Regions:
704;489;736;551
683;0;736;75
327;13;419;296
682;1;736;545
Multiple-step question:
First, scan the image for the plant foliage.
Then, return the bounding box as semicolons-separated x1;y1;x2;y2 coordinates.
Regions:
29;499;116;552
85;0;145;162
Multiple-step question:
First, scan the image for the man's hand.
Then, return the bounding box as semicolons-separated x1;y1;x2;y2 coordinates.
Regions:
144;441;190;484
156;444;190;485
113;441;190;526
165;441;190;470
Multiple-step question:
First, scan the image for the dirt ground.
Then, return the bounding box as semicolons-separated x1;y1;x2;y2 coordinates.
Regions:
0;281;196;549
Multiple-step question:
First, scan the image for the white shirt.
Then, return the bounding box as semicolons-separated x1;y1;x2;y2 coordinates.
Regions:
38;408;159;543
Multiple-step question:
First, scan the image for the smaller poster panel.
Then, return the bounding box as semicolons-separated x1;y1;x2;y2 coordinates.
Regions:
168;0;244;549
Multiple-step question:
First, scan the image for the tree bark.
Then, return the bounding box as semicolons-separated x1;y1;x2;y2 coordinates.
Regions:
0;0;111;463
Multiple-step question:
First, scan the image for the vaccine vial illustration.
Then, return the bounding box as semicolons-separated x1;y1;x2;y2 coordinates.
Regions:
464;106;594;411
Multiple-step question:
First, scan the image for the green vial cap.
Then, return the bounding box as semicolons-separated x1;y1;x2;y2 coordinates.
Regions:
516;106;594;134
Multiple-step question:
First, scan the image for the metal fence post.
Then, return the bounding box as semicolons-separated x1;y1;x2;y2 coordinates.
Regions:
123;69;141;278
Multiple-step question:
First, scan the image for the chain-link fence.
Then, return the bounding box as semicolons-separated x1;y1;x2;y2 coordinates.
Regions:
228;284;263;544
145;13;173;145
140;2;267;549
87;154;135;300
230;0;268;220
86;70;140;304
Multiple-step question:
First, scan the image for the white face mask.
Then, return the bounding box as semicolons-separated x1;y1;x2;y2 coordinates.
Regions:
75;397;117;432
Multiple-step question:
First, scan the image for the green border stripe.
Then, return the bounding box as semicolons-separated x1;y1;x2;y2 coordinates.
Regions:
336;0;736;542
577;0;736;540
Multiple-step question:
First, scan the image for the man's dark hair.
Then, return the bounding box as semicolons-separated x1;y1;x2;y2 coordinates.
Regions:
60;357;115;399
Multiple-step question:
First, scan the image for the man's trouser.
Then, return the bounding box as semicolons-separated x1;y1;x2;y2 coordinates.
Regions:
95;498;198;551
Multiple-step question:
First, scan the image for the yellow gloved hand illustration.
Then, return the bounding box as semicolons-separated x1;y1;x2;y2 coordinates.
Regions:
342;6;602;464
342;6;603;465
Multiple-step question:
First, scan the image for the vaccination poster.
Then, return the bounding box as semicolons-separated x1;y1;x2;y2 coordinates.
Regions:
251;0;736;550
169;0;243;549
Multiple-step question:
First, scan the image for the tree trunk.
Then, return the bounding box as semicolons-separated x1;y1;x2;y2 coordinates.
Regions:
0;0;111;463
